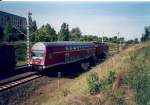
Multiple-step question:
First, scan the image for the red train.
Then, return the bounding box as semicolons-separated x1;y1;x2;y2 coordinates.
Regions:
30;41;108;70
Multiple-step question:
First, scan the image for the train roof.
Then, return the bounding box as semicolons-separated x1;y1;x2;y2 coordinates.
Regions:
43;41;94;46
32;41;95;50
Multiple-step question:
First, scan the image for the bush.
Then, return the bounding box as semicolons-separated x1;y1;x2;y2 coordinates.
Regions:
87;72;101;95
107;70;116;85
113;91;124;105
62;88;70;97
14;43;26;61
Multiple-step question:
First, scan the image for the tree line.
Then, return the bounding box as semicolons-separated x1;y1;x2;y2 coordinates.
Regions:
0;15;150;44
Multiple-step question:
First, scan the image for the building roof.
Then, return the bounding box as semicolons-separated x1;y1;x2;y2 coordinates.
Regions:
0;11;26;20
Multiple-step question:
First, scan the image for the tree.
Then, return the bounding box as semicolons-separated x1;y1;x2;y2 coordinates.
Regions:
80;35;99;42
141;26;150;42
70;27;81;37
70;27;82;41
28;15;38;42
3;23;13;41
58;22;69;41
32;24;57;42
134;38;139;43
50;28;57;41
31;20;37;33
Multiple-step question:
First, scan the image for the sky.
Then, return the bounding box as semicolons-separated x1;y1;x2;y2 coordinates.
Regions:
0;2;150;40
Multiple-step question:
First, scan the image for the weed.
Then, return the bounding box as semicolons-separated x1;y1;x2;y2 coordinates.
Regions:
107;70;116;85
87;72;101;95
62;88;70;97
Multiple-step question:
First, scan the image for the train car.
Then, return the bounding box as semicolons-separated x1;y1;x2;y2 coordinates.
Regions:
95;43;109;59
30;41;96;70
0;44;16;71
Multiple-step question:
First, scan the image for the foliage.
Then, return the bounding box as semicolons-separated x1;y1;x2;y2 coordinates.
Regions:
3;22;13;41
125;38;139;45
113;90;125;105
31;24;57;42
141;26;150;42
14;42;26;61
31;20;37;33
80;35;100;42
86;72;101;95
106;70;116;85
86;70;116;95
69;27;82;41
124;46;150;105
62;88;70;97
58;22;69;41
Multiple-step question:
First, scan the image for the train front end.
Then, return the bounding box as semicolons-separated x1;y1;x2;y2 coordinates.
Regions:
30;42;46;70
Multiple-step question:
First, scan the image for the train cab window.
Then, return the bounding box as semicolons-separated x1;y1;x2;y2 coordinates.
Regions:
32;50;44;58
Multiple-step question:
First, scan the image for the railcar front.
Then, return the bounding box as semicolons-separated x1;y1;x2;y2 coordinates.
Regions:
30;42;46;70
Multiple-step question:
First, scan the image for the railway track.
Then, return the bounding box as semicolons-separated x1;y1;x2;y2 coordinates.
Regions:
0;49;118;92
0;72;43;92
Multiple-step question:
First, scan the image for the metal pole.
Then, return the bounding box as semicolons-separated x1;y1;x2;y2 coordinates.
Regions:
27;12;32;67
102;32;104;43
58;72;61;90
117;32;122;51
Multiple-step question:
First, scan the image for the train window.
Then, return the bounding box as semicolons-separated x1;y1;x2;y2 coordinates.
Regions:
66;47;69;51
32;50;44;58
48;53;52;59
69;46;72;50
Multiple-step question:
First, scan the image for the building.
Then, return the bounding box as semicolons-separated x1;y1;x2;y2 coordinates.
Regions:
0;11;27;29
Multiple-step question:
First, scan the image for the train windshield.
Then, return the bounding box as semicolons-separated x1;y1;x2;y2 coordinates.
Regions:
32;50;44;58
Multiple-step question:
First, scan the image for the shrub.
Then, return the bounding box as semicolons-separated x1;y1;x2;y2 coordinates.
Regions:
87;72;101;95
62;88;70;97
113;91;124;105
107;70;116;85
14;43;26;61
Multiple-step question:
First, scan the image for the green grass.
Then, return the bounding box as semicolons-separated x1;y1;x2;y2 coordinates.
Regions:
124;45;150;105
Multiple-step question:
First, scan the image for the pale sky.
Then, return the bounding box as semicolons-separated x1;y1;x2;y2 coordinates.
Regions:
0;2;150;40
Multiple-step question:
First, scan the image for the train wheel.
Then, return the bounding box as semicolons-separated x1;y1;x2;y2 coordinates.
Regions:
81;62;90;71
